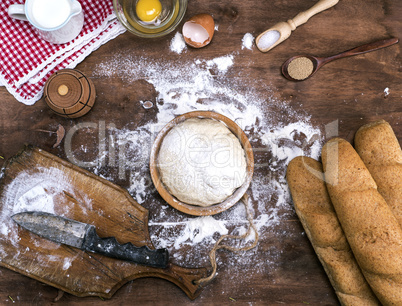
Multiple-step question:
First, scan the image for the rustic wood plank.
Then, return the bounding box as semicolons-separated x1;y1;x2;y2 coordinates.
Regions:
0;0;401;304
0;147;207;300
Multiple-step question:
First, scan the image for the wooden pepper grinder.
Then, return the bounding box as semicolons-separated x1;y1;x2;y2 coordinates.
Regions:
44;69;96;118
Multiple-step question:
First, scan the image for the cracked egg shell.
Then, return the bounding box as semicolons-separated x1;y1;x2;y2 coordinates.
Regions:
182;13;215;48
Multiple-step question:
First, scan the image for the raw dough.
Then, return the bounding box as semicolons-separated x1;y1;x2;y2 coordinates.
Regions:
158;118;247;206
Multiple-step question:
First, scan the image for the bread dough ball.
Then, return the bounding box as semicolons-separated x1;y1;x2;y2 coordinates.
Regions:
158;118;247;206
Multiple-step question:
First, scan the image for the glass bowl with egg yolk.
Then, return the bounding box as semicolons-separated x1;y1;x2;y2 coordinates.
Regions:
113;0;188;37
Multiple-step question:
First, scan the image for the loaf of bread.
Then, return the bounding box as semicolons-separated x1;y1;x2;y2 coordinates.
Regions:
287;156;379;305
322;138;402;305
354;119;402;226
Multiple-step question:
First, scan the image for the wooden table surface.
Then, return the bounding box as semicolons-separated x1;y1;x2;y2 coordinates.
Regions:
0;0;401;304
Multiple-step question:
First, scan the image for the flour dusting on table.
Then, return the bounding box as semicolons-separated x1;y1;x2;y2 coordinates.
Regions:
0;52;322;288
170;32;187;54
92;52;323;279
0;167;92;257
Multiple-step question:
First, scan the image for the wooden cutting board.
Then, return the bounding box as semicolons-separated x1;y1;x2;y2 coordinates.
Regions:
0;146;207;299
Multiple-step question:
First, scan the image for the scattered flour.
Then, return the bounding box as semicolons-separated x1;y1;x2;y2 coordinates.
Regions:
0;167;93;256
170;32;187;54
91;52;323;274
241;33;254;50
206;55;234;73
261;121;322;162
150;216;229;250
63;257;73;270
0;51;323;290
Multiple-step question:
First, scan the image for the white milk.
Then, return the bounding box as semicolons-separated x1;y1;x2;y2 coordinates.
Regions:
31;0;71;29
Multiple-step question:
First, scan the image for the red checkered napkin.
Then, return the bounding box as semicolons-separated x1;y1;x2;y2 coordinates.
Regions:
0;0;126;105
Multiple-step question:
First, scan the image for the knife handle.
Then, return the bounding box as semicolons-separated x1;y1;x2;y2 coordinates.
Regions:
82;226;169;269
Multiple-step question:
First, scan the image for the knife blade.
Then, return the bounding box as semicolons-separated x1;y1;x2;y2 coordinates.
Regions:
12;211;169;269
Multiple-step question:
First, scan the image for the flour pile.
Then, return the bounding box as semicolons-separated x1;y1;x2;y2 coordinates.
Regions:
91;52;323;275
170;32;187;54
241;33;254;50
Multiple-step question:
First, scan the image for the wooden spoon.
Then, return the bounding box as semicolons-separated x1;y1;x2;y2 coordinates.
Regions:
256;0;339;53
281;37;399;81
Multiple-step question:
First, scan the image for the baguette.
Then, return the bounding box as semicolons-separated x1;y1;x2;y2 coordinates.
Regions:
287;156;379;305
322;138;402;305
354;119;402;226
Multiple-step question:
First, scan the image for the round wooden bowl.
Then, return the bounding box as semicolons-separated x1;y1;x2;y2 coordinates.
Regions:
44;69;96;118
150;111;254;216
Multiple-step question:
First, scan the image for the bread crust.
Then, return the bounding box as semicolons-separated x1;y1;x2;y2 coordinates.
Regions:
322;138;402;305
287;156;379;306
354;119;402;226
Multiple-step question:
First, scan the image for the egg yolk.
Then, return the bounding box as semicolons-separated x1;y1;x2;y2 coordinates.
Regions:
136;0;162;22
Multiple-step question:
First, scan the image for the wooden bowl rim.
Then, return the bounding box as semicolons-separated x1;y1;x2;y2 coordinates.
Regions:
149;111;254;216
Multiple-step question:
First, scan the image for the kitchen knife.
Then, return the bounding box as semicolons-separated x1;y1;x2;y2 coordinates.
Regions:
11;211;169;269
